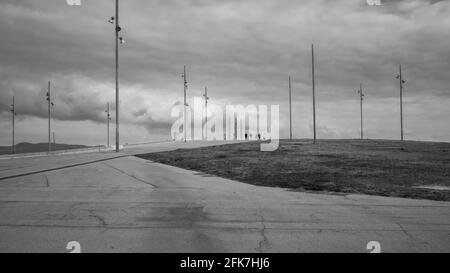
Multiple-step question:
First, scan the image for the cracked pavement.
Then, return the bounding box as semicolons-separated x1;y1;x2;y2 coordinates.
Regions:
0;141;449;252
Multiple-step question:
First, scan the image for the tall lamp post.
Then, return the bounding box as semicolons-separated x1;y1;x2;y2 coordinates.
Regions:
289;76;293;141
105;103;112;148
10;96;16;154
203;87;209;141
395;65;406;141
357;84;365;140
45;81;54;153
108;0;125;152
311;44;317;144
182;66;188;142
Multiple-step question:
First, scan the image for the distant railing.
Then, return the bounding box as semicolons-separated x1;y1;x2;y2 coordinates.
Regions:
0;146;115;160
123;139;172;147
0;140;176;160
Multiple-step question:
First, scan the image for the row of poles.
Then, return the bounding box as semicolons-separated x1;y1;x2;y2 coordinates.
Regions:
9;81;56;154
7;2;407;154
181;65;210;142
8;48;405;154
179;44;407;144
287;44;406;143
8;0;123;154
9;88;113;155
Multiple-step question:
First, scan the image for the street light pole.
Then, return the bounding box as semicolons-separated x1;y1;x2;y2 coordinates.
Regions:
396;65;406;142
311;44;317;144
114;0;120;152
289;76;292;141
10;96;16;154
357;84;365;140
203;86;209;141
106;103;111;147
182;65;188;142
108;1;124;152
45;81;53;153
399;65;404;142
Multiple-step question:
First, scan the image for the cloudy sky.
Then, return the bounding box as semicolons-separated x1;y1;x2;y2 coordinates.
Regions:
0;0;449;146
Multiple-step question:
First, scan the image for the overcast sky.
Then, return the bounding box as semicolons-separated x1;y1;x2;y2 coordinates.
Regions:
0;0;449;146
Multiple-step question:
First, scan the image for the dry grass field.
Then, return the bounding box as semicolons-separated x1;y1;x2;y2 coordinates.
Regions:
137;139;450;201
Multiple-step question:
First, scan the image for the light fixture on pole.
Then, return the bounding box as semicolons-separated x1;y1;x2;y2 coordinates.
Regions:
10;96;17;154
395;65;406;141
105;103;112;148
311;44;317;144
289;75;293;141
182;65;188;142
357;84;365;140
203;86;209;141
108;0;124;152
45;81;55;153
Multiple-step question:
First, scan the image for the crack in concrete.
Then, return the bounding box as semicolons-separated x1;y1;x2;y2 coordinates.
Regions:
398;223;414;240
256;215;269;252
102;163;159;188
68;202;83;210
44;175;50;187
0;155;130;181
88;210;107;227
397;223;432;248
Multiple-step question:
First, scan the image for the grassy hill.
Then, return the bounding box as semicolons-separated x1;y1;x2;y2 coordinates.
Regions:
137;139;450;201
0;142;91;155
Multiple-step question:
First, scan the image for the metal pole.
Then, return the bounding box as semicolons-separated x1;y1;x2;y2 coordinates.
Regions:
202;92;204;141
289;76;292;141
107;103;110;148
115;0;120;152
183;65;187;143
11;96;15;154
204;86;209;141
234;116;237;140
53;132;56;145
312;44;316;144
399;65;404;142
48;81;51;153
359;84;364;140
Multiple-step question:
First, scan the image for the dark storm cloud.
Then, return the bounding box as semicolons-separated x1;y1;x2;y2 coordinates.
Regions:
0;0;449;143
137;117;173;135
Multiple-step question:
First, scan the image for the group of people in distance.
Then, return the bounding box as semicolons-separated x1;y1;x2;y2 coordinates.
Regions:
245;132;261;141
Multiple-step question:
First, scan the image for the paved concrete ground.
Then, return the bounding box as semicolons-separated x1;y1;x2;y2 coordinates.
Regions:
0;141;449;252
0;141;235;179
